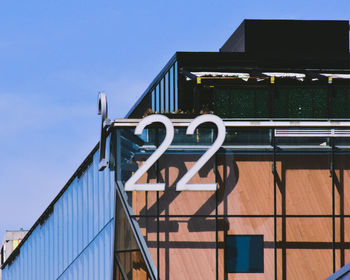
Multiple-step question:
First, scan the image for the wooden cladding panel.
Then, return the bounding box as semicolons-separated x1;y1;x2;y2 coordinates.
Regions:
285;218;332;242
278;218;337;280
335;250;343;273
132;154;216;216
334;155;350;215
129;152;350;279
286;250;332;279
138;217;216;280
133;154;275;216
217;155;274;215
345;250;350;265
276;161;283;215
278;155;332;215
344;218;350;242
341;168;350;215
226;217;274;241
165;248;215;279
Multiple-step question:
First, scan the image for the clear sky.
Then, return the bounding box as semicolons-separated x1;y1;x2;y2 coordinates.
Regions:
0;1;349;240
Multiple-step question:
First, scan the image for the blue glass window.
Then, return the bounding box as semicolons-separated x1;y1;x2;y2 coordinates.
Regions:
155;84;160;112
174;62;178;111
151;89;155;111
165;73;169;112
160;78;164;112
226;235;264;273
169;67;174;112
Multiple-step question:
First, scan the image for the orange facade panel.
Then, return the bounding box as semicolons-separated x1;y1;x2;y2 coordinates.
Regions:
286;249;333;279
277;155;332;215
129;152;350;279
335;155;350;215
217;155;274;216
133;154;216;216
137;216;216;280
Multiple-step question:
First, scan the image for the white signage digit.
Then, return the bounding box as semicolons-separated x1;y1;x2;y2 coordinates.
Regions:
176;114;226;191
124;114;174;191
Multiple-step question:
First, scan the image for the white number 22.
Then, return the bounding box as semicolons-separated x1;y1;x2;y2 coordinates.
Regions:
124;114;226;191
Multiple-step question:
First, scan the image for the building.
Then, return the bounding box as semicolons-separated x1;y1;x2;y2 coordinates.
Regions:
1;19;350;279
0;230;28;280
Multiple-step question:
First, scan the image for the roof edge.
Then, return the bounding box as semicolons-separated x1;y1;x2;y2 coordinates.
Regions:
1;142;100;269
125;53;177;118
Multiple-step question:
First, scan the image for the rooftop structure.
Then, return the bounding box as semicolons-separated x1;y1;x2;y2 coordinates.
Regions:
0;230;27;280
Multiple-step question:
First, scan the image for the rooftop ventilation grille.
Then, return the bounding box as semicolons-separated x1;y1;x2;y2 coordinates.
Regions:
275;129;350;137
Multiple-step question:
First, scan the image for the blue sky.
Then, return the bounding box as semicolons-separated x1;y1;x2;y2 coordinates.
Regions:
0;1;349;240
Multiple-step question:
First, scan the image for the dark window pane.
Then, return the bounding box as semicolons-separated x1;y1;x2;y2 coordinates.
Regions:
313;88;328;118
274;87;328;118
255;89;270;118
215;88;269;118
273;88;289;118
288;88;313;118
224;128;271;145
226;235;264;273
215;88;231;118
331;87;350;118
230;89;255;118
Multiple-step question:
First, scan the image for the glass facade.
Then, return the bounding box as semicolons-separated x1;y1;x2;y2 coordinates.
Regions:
111;123;350;279
151;62;178;113
114;193;153;280
2;141;116;280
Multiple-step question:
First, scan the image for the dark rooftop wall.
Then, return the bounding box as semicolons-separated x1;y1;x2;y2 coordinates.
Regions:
220;20;349;56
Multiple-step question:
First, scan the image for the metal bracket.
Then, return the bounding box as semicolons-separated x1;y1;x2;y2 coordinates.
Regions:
179;68;197;81
98;92;111;171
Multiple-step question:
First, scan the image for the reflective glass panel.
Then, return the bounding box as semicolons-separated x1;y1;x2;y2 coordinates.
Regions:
174;62;178;111
169;67;174;112
160;79;164;112
226;235;264;273
155;85;160;113
224;128;271;146
151;89;155;112
165;74;169;112
114;193;153;279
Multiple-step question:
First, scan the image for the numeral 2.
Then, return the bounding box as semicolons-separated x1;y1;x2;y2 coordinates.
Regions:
176;115;226;191
124;114;174;191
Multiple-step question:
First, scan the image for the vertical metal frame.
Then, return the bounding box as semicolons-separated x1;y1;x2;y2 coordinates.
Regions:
272;129;278;280
331;137;336;273
155;128;160;279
